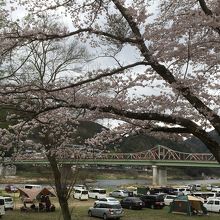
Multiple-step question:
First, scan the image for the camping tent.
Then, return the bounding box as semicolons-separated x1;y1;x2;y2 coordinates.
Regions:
18;187;56;203
169;195;205;216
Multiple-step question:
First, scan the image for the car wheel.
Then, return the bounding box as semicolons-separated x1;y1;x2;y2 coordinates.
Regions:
95;196;98;199
88;210;92;217
103;213;107;220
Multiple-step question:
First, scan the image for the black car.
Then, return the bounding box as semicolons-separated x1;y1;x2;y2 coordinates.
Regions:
139;195;165;209
120;197;144;210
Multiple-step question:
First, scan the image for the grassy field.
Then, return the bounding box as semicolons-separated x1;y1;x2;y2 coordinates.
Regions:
2;198;220;220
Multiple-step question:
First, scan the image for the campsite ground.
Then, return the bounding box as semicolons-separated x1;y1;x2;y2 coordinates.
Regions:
3;197;220;220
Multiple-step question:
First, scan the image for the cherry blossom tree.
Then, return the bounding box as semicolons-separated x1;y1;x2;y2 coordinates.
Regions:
17;109;84;220
1;0;220;165
0;28;92;220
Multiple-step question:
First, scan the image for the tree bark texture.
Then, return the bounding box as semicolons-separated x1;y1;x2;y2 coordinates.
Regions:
47;154;72;220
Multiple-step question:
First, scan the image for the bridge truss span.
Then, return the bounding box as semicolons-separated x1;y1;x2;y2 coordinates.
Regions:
89;145;216;161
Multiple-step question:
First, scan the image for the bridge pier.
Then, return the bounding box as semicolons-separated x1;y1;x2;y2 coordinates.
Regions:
152;165;167;186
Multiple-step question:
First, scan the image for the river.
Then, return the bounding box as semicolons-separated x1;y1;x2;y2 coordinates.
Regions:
0;178;219;189
89;178;220;188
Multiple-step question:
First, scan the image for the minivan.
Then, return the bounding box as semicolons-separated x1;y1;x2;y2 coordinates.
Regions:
0;197;5;217
88;202;123;220
73;189;88;200
89;188;106;199
24;184;42;189
204;198;220;212
3;196;14;210
173;187;190;195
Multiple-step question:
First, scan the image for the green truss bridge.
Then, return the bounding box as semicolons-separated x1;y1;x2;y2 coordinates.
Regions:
3;145;219;185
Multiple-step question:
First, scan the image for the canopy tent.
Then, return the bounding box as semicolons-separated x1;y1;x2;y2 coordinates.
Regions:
169;195;206;216
18;187;56;203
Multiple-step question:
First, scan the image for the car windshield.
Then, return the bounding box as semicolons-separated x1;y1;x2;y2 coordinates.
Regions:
82;191;88;194
5;198;12;202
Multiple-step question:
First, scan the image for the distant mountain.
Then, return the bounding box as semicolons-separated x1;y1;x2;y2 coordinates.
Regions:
114;133;190;153
29;120;106;145
113;130;220;154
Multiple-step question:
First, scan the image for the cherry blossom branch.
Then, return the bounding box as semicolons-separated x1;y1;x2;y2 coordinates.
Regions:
112;0;220;134
198;0;220;35
6;28;140;44
0;61;150;94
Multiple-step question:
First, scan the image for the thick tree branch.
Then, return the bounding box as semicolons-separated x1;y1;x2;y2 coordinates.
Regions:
112;0;220;134
198;0;220;35
25;101;219;162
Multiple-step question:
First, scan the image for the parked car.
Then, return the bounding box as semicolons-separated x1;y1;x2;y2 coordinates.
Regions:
24;184;42;190
88;202;123;220
95;197;120;205
5;185;18;193
203;198;220;212
195;184;202;191
89;188;107;199
139;195;165;209
2;196;14;210
211;186;220;193
164;195;177;206
73;184;86;190
0;197;5;218
110;190;129;198
120;197;144;210
73;189;88;200
173;187;190;195
206;184;212;191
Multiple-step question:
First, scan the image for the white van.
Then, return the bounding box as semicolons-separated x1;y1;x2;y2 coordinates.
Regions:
73;189;88;200
204;198;220;212
24;184;42;189
3;196;14;210
73;185;86;190
191;191;220;203
173;187;190;195
0;197;5;217
88;188;107;199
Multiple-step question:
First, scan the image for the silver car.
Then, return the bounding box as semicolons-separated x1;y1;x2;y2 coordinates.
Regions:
110;190;129;198
88;202;123;220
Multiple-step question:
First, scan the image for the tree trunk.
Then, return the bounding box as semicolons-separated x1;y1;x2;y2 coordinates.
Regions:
58;196;72;220
47;154;72;220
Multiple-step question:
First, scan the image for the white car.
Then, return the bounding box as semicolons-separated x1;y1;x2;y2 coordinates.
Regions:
73;184;86;190
73;189;88;200
211;186;220;193
164;195;177;206
110;190;129;198
89;188;106;199
173;188;190;195
0;197;5;217
3;196;14;210
94;197;120;205
204;198;220;213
